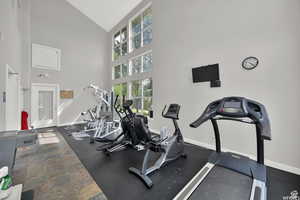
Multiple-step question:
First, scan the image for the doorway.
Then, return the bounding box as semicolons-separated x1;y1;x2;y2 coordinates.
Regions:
5;65;21;131
31;83;59;128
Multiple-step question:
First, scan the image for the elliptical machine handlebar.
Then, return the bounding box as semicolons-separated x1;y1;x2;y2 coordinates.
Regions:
83;84;111;106
114;95;124;119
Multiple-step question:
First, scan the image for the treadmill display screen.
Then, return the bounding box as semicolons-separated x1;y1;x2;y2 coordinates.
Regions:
223;102;242;113
224;102;241;108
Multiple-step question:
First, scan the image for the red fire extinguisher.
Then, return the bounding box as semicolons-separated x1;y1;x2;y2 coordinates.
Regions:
21;111;29;130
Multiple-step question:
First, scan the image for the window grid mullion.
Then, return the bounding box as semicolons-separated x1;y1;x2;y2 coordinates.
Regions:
141;14;144;47
129;82;132;100
142;56;145;111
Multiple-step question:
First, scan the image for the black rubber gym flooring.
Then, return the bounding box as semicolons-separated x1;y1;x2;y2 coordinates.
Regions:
58;125;300;200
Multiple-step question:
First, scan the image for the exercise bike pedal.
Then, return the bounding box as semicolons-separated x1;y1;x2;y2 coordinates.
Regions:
89;138;95;144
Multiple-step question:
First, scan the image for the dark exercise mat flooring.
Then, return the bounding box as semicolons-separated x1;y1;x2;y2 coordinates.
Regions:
58;125;300;200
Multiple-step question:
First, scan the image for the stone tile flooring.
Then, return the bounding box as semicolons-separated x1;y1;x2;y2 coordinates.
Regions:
12;128;107;200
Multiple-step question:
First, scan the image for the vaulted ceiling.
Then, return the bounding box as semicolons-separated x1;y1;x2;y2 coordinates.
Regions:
66;0;143;32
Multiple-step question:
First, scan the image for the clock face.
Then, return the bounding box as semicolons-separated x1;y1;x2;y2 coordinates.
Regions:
242;57;259;70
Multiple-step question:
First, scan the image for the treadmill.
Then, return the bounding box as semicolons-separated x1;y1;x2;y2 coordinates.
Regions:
173;97;271;200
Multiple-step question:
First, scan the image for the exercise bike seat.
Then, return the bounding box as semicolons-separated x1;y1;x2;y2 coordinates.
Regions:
134;116;152;142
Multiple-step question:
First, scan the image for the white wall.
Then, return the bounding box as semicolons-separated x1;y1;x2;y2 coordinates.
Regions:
1;0;110;128
150;0;300;169
30;0;110;125
0;0;31;131
109;0;300;170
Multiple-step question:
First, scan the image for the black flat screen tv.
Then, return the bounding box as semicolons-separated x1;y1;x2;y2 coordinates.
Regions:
192;64;220;83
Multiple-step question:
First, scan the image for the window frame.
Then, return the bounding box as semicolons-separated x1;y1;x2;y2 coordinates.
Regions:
112;26;128;61
112;51;153;115
113;78;152;115
113;50;152;80
112;2;153;116
112;61;130;80
129;50;152;76
128;2;152;52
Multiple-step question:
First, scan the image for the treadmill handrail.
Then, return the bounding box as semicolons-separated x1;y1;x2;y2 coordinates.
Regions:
190;97;271;164
213;117;255;124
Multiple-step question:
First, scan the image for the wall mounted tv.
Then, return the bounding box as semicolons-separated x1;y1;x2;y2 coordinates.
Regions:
192;64;221;87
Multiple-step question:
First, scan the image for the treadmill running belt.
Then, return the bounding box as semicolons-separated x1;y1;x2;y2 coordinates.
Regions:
188;166;252;200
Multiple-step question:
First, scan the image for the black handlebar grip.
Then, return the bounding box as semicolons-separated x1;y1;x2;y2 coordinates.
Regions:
190;114;211;128
190;121;200;128
161;105;167;117
190;105;218;128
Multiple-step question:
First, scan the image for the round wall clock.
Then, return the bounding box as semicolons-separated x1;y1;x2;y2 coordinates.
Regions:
242;56;259;70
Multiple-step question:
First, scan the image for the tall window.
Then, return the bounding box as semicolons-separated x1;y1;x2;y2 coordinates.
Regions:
130;6;152;51
113;27;128;61
113;52;153;115
112;4;153;116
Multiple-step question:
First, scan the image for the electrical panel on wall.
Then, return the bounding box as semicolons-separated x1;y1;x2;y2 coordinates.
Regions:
32;44;61;71
192;64;221;87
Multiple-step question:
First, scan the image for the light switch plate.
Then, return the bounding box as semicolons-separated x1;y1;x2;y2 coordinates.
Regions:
3;92;6;103
0;32;3;41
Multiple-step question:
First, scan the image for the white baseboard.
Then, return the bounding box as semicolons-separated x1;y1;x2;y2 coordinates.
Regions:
58;121;85;127
184;137;300;176
139;129;300;175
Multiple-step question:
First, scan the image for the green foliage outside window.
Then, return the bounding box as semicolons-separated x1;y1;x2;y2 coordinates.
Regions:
114;65;121;79
113;83;128;105
132;80;142;97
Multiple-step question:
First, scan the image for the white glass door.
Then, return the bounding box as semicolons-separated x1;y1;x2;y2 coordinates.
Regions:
31;84;59;128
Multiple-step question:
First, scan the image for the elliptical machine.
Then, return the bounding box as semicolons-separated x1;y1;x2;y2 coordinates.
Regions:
97;96;149;155
129;104;186;188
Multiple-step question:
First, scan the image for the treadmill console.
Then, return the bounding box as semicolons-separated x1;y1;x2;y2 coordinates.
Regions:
162;104;180;120
218;97;247;118
190;97;271;140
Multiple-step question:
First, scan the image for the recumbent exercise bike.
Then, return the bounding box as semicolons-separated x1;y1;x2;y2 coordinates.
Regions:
97;97;186;188
128;103;187;188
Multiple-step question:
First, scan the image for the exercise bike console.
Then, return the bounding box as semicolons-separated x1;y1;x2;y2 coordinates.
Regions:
123;100;133;109
162;104;180;120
